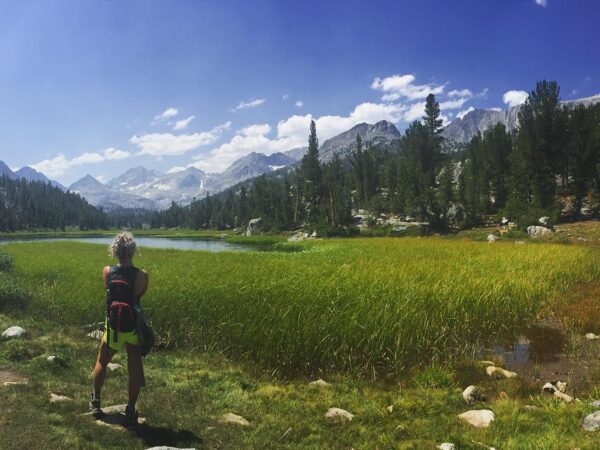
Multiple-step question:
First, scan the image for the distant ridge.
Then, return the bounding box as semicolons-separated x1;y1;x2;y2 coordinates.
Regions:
0;160;65;189
442;93;600;144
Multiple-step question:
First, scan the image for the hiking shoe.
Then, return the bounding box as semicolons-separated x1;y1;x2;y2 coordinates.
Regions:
124;404;138;425
89;394;101;416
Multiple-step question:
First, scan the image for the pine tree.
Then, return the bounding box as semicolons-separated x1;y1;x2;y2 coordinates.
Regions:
300;120;322;225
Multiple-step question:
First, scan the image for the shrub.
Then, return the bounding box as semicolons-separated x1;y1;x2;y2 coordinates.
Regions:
0;274;31;311
0;250;13;271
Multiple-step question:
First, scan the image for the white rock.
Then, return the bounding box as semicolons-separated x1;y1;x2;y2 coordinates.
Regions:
246;218;263;236
438;444;455;450
487;234;496;243
2;326;26;339
311;230;318;238
583;411;600;432
539;216;551;226
220;413;250;427
542;381;567;393
386;405;393;413
555;381;567;393
462;385;486;404
87;330;103;340
542;382;573;402
590;400;600;408
486;366;517;378
457;409;495;428
478;360;495;366
309;379;330;387
107;363;122;371
527;225;552;237
501;217;509;225
50;393;72;403
554;391;573;403
47;355;58;363
325;407;354;423
586;333;600;340
3;380;28;386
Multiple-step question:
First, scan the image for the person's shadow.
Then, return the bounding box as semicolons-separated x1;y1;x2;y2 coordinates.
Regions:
94;409;202;448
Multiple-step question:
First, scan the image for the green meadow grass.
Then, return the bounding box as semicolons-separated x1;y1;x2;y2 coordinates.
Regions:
4;237;599;376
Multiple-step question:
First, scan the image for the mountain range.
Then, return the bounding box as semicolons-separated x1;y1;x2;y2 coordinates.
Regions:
3;92;599;211
442;93;600;144
62;120;404;210
0;162;65;190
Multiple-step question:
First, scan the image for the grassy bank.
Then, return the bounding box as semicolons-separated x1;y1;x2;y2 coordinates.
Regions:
4;237;599;376
2;312;600;449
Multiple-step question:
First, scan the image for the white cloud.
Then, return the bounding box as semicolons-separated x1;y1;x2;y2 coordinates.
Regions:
240;123;271;136
130;122;231;157
439;98;469;110
31;148;131;178
534;0;547;6
489;107;503;112
371;74;445;101
295;100;304;108
403;102;426;122
282;94;290;100
190;102;407;173
184;73;475;172
456;106;475;120
103;148;130;160
152;107;178;124
447;89;473;98
94;175;106;183
172;115;195;131
232;98;266;112
503;90;529;108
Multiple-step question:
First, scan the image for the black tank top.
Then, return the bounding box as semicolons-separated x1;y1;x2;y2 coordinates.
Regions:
109;265;140;304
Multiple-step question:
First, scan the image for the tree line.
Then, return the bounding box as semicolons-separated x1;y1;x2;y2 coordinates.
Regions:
0;176;109;231
150;80;600;233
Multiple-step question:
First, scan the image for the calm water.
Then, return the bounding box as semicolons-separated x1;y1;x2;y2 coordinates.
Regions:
0;236;249;252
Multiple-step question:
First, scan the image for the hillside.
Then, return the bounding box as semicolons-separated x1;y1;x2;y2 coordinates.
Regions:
0;175;107;231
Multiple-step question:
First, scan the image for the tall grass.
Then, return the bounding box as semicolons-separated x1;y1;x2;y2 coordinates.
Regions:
4;238;599;376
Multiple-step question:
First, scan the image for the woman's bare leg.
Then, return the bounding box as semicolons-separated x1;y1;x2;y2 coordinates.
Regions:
125;342;143;407
92;341;116;398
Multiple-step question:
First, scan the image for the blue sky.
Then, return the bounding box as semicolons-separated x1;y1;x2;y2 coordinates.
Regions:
0;0;598;185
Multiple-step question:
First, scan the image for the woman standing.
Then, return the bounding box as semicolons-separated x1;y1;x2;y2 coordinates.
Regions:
89;232;149;424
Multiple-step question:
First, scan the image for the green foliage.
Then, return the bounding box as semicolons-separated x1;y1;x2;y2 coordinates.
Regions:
0;175;108;231
414;365;455;388
0;249;14;271
152;81;600;233
6;239;600;376
0;248;42;312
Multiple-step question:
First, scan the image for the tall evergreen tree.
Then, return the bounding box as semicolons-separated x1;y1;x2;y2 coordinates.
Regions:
300;120;322;224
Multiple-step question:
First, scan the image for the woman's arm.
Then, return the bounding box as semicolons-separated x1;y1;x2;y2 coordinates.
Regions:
102;266;111;288
135;270;149;298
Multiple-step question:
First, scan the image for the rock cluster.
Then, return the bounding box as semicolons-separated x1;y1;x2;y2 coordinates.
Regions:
527;225;552;237
542;381;573;403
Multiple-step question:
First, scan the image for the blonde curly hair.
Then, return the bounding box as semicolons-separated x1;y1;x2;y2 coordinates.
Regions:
109;232;137;260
